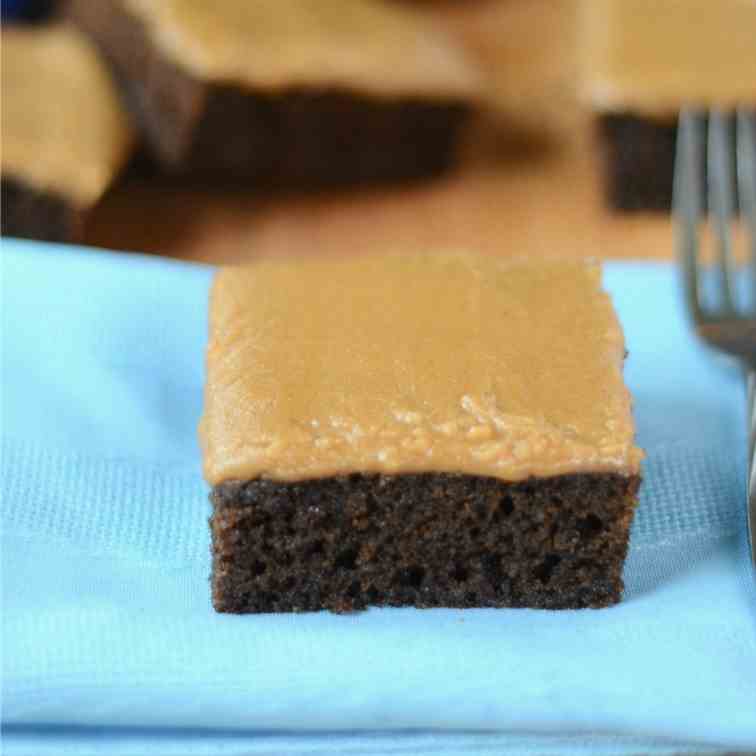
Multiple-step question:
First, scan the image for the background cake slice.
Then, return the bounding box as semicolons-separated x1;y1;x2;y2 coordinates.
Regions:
1;25;134;242
69;0;482;187
200;252;643;613
580;0;756;211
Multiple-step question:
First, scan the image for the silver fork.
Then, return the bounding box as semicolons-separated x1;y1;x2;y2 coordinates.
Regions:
674;108;756;569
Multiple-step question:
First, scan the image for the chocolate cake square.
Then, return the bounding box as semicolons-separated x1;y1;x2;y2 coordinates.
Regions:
597;114;678;212
1;176;81;243
200;253;643;614
2;0;57;23
580;0;756;211
69;0;481;187
1;25;134;242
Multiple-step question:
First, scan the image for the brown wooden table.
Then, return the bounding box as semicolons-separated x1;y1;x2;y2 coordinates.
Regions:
83;0;675;266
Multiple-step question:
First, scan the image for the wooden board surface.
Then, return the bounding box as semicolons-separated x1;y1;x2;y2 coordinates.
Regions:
83;0;676;265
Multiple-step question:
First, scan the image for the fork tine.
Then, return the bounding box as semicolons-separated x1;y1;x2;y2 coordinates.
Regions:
674;109;705;322
737;110;756;300
708;110;738;313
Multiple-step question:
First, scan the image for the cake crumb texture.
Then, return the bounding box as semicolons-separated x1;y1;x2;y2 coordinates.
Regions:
211;472;640;613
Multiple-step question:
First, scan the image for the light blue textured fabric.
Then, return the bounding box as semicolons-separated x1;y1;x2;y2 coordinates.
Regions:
2;239;755;755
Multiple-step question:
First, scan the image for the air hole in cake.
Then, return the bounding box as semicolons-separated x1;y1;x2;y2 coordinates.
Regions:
307;540;324;556
397;565;425;588
451;564;469;582
576;514;603;539
482;554;502;584
500;495;514;516
347;580;361;598
335;547;359;570
534;554;561;584
365;493;378;512
251;560;267;577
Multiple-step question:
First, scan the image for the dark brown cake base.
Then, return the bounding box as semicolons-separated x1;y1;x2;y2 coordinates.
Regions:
69;0;472;187
2;0;58;22
211;472;640;614
598;112;748;212
0;177;81;242
597;113;678;212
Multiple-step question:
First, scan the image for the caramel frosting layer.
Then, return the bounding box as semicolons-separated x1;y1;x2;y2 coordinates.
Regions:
122;0;482;100
581;0;756;113
1;25;134;207
200;253;642;485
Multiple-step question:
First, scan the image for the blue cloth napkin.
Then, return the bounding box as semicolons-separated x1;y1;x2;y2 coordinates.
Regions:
2;239;755;755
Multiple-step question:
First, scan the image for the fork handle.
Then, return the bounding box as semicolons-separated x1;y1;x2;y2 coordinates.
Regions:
747;370;756;569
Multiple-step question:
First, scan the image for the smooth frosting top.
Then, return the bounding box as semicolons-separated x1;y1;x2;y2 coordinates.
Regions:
200;253;642;485
1;25;134;207
581;0;756;113
122;0;482;100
